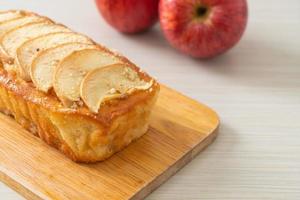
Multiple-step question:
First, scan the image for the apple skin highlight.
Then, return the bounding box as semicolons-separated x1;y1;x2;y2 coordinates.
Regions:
95;0;159;34
159;0;248;58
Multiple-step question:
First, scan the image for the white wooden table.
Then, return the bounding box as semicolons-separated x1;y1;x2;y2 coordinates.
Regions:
1;0;300;199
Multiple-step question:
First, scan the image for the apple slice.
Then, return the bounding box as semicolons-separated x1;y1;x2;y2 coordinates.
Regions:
31;43;96;92
53;48;121;103
0;22;71;75
80;64;152;113
0;13;50;70
0;10;23;23
0;15;49;37
17;32;93;81
0;22;71;58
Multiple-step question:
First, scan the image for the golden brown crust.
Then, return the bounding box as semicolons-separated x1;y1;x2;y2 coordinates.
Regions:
0;68;159;162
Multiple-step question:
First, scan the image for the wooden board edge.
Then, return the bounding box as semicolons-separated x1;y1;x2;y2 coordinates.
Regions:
0;167;43;200
0;83;221;200
0;118;220;200
0;123;220;200
130;124;220;200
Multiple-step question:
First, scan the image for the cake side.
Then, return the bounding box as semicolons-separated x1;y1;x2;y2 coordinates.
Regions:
0;67;159;162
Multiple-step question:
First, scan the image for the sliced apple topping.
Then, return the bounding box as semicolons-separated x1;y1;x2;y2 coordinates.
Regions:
0;11;23;23
0;22;71;75
0;15;48;37
31;43;96;92
17;32;93;81
80;63;152;113
53;48;121;103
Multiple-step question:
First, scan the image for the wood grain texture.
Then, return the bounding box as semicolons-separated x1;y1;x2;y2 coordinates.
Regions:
0;85;219;200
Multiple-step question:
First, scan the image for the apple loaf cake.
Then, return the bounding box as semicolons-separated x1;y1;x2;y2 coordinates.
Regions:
0;10;159;163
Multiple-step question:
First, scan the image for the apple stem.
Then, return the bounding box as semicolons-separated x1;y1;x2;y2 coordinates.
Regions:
196;6;208;17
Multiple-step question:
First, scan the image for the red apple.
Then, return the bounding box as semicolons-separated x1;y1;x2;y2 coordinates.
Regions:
95;0;159;34
159;0;248;58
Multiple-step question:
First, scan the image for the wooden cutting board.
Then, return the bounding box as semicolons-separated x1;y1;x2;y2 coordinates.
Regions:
0;85;219;200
